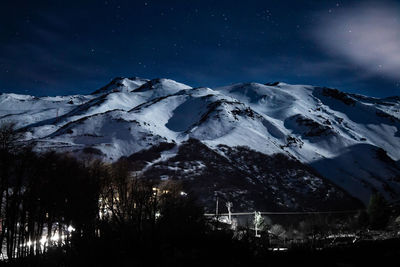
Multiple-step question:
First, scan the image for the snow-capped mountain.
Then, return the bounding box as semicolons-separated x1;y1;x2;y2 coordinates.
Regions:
1;77;400;208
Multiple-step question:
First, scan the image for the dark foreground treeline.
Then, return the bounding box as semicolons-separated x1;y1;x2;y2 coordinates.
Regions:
0;139;266;266
0;123;400;266
0;123;261;266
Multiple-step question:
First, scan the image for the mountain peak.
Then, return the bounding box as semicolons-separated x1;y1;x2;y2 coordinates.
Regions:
133;78;192;93
265;81;286;86
128;78;193;103
91;77;149;95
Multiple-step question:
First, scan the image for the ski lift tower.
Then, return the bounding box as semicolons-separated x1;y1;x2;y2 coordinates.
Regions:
226;202;233;224
254;211;262;238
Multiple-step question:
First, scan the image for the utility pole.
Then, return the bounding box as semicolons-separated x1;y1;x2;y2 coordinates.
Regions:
214;192;219;229
215;195;219;217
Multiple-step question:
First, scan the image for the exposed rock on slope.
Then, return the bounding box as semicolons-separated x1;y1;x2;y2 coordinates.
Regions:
126;139;363;212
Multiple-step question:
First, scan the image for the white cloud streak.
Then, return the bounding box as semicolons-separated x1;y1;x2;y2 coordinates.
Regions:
313;1;400;80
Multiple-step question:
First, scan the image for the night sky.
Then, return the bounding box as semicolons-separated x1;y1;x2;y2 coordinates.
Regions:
1;0;400;97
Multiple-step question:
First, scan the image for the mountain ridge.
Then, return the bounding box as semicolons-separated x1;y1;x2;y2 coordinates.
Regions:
1;76;400;207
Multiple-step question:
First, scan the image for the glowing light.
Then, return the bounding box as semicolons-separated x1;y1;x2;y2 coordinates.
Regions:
40;236;47;245
50;233;60;241
67;225;75;232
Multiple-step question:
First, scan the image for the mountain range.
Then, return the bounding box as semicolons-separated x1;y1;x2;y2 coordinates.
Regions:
1;77;400;211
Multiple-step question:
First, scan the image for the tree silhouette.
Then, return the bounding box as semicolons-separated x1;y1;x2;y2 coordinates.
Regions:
367;193;390;230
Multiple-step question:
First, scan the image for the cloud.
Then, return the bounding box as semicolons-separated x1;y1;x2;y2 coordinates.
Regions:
312;1;400;80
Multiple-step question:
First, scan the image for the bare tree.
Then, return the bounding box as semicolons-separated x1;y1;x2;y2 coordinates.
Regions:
0;122;25;153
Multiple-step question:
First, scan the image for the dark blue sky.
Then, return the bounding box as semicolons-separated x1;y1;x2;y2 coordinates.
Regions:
1;0;399;97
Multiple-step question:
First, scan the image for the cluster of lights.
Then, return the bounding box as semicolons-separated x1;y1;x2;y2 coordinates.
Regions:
19;225;75;249
152;187;187;197
152;187;170;195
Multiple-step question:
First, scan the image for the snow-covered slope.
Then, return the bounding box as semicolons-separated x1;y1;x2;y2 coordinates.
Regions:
1;77;400;205
0;93;92;128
